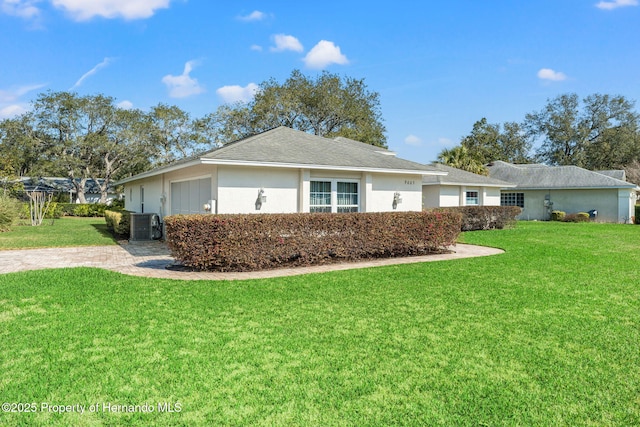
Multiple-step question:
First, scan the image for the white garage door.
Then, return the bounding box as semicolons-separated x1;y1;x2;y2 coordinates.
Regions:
170;178;212;215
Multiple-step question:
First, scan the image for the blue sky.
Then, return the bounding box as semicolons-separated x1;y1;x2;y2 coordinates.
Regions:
1;0;639;163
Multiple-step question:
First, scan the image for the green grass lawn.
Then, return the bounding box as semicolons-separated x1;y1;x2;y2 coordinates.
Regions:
0;217;117;250
0;222;638;426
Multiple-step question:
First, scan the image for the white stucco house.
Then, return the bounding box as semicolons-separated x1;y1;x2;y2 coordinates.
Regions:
116;127;446;219
487;161;639;223
422;163;515;208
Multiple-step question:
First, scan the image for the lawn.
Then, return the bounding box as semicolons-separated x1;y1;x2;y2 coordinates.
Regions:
0;217;117;250
0;222;638;426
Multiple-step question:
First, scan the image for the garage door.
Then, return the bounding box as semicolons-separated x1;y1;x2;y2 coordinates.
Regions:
170;178;211;215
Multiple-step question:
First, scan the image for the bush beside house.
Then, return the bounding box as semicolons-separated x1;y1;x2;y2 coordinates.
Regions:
433;206;521;231
104;209;131;238
165;211;462;272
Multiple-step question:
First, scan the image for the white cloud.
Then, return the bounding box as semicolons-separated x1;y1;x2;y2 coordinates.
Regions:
71;57;114;89
51;0;170;21
162;60;205;98
537;68;567;81
404;134;422;147
270;34;303;52
117;100;133;109
595;0;638;9
250;44;263;52
1;0;41;19
238;10;265;22
0;83;45;118
0;104;28;119
303;40;349;69
0;83;46;102
216;83;259;104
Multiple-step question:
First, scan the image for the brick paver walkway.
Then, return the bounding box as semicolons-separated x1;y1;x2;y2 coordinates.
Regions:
0;242;503;281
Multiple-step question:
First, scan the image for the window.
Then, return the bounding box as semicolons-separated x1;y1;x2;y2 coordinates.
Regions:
337;182;358;213
465;191;479;206
501;192;524;208
310;180;359;213
310;181;332;213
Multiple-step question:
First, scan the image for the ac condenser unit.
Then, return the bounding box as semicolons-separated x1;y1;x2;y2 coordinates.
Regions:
130;213;161;241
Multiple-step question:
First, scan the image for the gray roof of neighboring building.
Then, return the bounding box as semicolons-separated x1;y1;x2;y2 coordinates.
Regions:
596;170;626;181
118;127;444;184
487;161;637;190
422;163;515;187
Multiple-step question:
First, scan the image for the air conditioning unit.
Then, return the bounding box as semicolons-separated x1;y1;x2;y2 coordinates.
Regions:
130;213;162;241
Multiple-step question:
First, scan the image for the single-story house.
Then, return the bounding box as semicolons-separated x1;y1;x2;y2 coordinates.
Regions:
487;161;639;223
422;163;515;208
17;177;118;204
117;127;446;218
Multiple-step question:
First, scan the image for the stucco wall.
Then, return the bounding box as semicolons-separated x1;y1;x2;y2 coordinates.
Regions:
125;165;428;216
515;188;631;222
369;173;423;212
124;177;163;216
217;166;299;214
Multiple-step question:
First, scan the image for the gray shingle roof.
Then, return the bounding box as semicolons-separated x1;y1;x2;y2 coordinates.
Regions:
487;161;636;189
422;163;514;187
116;127;444;185
200;127;439;172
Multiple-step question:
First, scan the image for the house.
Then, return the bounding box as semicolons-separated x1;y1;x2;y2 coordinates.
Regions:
487;161;639;223
422;163;515;208
17;177;118;204
117;127;446;218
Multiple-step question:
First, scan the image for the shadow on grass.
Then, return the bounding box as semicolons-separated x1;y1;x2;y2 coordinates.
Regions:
90;223;120;244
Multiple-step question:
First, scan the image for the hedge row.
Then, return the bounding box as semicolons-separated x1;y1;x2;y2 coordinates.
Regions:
104;209;132;238
165;211;462;272
551;210;591;223
432;206;521;231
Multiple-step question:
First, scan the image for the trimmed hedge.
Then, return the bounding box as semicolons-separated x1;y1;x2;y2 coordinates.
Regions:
104;209;132;238
564;212;591;223
433;206;521;231
165;211;462;272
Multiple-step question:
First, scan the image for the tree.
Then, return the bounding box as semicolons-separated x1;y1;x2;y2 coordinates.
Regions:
525;93;639;168
29;91;149;203
207;69;387;147
460;118;533;164
436;145;488;175
146;103;209;167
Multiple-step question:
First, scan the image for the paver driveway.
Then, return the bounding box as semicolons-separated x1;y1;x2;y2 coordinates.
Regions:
0;241;503;281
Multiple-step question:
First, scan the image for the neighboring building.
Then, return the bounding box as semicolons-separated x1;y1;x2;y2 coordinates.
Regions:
116;127;446;218
422;163;515;208
487;161;639;223
17;177;118;204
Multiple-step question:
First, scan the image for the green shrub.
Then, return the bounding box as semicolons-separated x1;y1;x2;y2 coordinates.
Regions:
433;206;521;231
19;201;63;220
564;212;591;223
165;211;462;272
104;209;131;237
0;194;21;231
551;210;566;221
64;203;109;217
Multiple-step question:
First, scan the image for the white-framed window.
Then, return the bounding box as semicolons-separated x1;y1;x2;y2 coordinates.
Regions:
310;179;359;213
310;181;332;213
501;192;524;208
465;191;479;206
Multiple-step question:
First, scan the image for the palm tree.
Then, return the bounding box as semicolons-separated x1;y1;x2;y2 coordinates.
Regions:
436;145;488;175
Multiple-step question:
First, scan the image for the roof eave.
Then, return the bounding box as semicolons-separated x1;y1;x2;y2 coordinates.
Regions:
201;158;447;175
